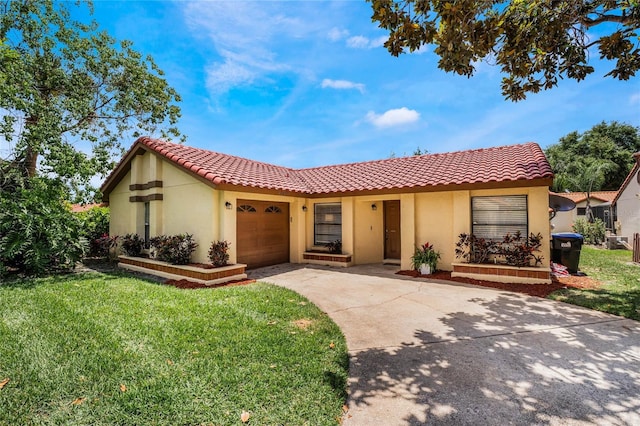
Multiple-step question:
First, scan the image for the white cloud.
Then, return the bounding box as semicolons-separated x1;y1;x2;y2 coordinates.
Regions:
346;35;369;49
321;79;365;93
327;27;349;42
630;92;640;106
347;35;387;49
206;61;256;94
365;107;420;128
183;2;314;96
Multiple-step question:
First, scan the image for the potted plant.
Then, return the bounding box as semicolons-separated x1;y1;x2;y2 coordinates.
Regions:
411;242;440;275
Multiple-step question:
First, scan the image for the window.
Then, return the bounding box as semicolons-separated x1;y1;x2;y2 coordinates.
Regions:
471;195;527;240
314;203;341;245
265;205;282;213
577;207;586;216
237;204;256;213
144;202;150;249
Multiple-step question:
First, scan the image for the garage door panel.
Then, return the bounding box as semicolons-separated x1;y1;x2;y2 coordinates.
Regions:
237;200;289;269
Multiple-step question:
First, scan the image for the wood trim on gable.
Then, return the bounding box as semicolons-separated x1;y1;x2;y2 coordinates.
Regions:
129;194;163;202
129;180;163;191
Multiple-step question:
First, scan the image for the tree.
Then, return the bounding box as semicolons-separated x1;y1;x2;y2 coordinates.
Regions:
546;121;640;191
0;0;183;275
0;0;183;199
368;0;640;101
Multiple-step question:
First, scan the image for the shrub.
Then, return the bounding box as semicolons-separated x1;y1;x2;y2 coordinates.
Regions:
121;234;145;257
208;240;230;267
94;234;119;259
325;239;342;254
150;234;198;265
75;206;110;257
455;233;497;264
455;232;544;267
572;218;606;245
496;232;544;267
0;178;85;276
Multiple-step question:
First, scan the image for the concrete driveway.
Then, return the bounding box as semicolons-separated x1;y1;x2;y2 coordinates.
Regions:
249;264;640;426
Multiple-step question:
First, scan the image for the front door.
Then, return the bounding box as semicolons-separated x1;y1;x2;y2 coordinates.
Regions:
384;200;401;259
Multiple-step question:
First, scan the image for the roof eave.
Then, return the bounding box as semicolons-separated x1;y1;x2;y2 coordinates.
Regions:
304;176;554;198
612;162;640;205
100;141;149;202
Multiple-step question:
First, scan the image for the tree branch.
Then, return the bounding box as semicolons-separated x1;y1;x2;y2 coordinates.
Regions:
581;13;635;28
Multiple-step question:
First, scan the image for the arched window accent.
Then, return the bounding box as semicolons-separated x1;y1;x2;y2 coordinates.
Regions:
265;205;282;213
237;204;257;213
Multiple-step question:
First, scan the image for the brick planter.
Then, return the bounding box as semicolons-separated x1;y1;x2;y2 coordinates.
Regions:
303;252;353;267
118;256;247;285
452;262;551;284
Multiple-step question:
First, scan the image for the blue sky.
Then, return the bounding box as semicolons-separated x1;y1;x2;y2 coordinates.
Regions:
88;1;638;168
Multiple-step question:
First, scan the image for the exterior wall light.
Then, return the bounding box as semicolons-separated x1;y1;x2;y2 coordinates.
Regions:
302;205;308;212
371;203;377;211
225;201;232;210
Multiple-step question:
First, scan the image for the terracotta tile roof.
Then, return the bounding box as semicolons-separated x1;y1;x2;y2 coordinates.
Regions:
557;191;619;204
70;203;107;213
141;137;309;193
101;137;553;197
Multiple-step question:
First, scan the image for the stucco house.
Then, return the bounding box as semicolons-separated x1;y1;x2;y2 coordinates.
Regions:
101;137;554;283
551;191;618;233
612;152;640;237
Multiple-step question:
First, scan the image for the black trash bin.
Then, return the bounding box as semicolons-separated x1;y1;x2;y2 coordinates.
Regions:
551;233;584;274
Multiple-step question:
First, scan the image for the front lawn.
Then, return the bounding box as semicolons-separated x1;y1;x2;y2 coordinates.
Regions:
0;273;348;425
549;246;640;320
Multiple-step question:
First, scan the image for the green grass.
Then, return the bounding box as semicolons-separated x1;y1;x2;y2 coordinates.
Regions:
549;246;640;320
0;272;348;425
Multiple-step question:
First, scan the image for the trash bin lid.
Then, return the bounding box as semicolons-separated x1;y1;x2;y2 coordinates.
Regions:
552;232;583;240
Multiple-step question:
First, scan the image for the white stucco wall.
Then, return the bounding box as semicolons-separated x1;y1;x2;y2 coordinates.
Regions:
617;169;640;236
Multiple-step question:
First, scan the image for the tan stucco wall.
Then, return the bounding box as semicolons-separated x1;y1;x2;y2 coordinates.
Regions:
415;192;455;271
162;160;217;263
353;199;384;264
108;171;134;237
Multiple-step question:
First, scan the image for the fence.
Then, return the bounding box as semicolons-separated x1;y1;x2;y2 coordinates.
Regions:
634;233;640;264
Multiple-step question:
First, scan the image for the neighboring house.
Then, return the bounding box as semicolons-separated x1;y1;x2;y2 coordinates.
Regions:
551;191;618;233
612;152;640;237
101;137;554;275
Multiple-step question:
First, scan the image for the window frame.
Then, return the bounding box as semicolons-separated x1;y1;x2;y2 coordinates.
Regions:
144;201;150;249
314;202;342;246
471;195;528;240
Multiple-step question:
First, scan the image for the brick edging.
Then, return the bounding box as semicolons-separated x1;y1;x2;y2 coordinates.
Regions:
118;256;246;281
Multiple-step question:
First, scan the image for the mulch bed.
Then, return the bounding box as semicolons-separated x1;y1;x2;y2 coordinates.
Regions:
397;270;602;298
163;278;256;289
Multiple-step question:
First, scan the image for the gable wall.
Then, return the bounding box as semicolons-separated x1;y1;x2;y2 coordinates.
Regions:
617;169;640;236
